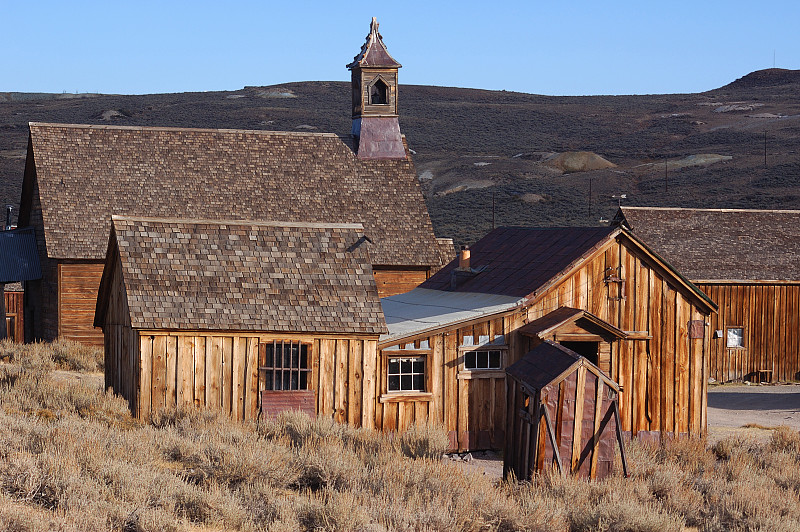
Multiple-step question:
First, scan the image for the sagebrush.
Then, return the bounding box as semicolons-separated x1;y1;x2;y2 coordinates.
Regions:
0;341;799;531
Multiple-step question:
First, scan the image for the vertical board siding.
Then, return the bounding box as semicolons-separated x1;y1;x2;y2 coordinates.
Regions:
699;283;800;383
58;262;105;346
3;291;24;343
119;332;377;422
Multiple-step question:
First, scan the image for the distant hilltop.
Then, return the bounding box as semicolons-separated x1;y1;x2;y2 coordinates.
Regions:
718;68;800;90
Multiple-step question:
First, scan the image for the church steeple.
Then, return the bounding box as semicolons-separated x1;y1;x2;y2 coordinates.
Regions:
347;18;405;159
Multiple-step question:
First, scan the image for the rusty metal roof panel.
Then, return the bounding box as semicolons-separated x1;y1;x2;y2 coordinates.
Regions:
420;226;616;297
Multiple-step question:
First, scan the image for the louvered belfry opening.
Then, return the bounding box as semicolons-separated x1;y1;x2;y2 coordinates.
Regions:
259;340;311;391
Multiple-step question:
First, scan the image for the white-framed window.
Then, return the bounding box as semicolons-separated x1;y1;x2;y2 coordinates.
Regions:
387;356;425;392
464;348;504;370
727;327;744;348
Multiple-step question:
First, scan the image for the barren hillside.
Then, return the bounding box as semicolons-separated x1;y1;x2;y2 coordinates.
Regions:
2;68;800;246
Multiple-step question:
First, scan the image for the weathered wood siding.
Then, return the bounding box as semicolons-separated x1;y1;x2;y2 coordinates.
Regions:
379;235;711;450
3;291;24;343
372;268;429;298
504;366;619;481
129;332;379;423
699;283;800;383
58;262;105;346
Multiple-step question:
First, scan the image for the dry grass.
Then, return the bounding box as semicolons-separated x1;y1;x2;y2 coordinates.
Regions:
1;342;800;531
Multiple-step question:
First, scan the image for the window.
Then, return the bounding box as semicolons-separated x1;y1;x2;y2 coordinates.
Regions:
727;328;744;348
259;340;311;390
387;356;425;392
369;79;388;105
464;348;503;370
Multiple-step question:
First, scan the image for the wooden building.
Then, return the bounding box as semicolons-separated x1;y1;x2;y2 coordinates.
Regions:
0;227;40;342
615;207;800;383
19;18;448;347
94;217;387;422
379;226;717;451
504;341;627;481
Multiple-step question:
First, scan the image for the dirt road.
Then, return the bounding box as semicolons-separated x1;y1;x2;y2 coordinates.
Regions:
707;382;800;442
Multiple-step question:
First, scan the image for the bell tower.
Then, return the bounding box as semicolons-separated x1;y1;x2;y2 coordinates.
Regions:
347;18;406;159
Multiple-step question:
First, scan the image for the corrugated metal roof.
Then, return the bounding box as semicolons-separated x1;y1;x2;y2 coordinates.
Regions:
380;288;522;344
0;227;41;283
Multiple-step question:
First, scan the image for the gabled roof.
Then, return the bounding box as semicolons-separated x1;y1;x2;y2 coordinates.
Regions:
420;227;617;297
0;227;41;284
615;206;800;282
347;18;402;69
506;340;620;394
95;217;387;335
22;123;444;268
519;307;627;340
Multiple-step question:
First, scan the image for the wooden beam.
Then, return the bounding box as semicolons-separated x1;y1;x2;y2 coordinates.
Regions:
612;399;629;478
571;366;586;473
590;376;603;478
542;403;564;477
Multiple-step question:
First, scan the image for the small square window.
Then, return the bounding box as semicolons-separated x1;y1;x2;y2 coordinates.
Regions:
727;328;744;348
387;356;425;392
463;349;504;370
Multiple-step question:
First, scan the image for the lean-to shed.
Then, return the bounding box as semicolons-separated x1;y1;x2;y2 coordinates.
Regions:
504;340;627;481
94;216;387;422
378;226;716;451
616;207;800;383
0;227;40;342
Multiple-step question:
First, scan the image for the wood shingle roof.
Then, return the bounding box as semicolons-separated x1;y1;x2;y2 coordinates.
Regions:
96;217;387;335
25;122;443;268
616;207;800;282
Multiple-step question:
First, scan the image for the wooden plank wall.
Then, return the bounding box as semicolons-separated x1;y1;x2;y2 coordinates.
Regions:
3;291;24;343
378;315;510;451
380;235;711;451
58;262;105;346
520;237;709;438
132;333;378;423
699;283;800;383
372;268;429;298
504;369;618;481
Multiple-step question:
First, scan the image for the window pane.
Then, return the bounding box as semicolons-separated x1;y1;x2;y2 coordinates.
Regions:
389;359;400;374
283;345;291;369
264;374;273;391
291;345;299;368
727;328;744;348
401;359;413;373
299;372;307;390
300;345;308;369
401;375;412;390
478;351;488;369
489;350;501;368
413;359;424;374
388;375;400;391
413;374;424;391
465;351;476;369
282;372;291;390
264;344;273;367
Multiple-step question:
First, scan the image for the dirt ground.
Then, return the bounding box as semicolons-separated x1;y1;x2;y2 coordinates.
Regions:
450;382;800;479
707;382;800;443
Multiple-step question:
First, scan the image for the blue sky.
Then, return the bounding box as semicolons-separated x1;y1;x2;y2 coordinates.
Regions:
3;1;798;96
